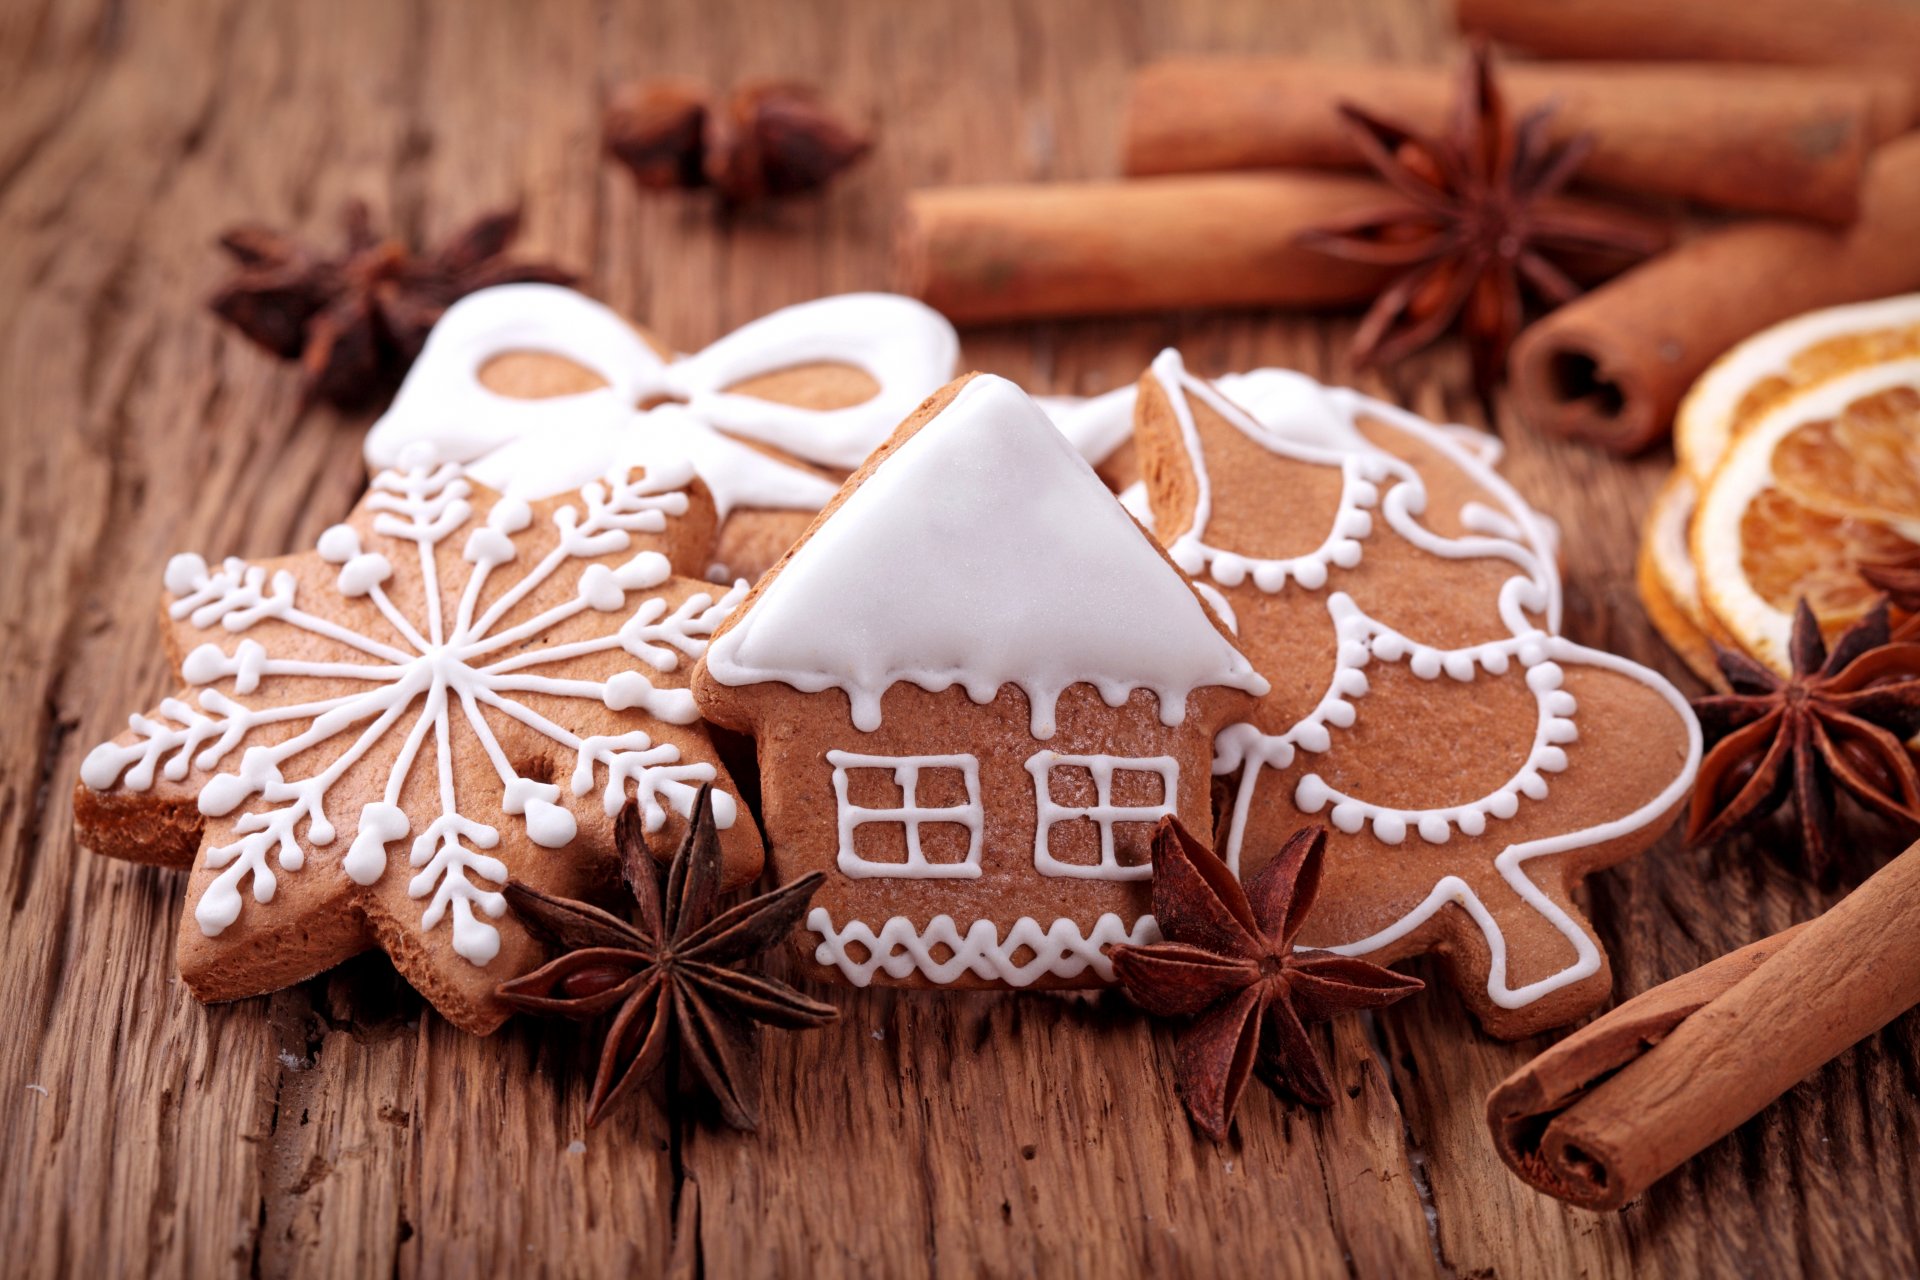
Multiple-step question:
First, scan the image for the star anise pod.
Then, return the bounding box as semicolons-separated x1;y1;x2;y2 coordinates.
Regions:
603;77;712;191
1295;42;1665;398
497;785;836;1129
1688;598;1920;875
209;199;575;408
603;79;872;205
1108;817;1423;1141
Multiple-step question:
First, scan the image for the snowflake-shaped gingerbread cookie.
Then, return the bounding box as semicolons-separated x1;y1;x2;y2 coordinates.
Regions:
74;451;761;1034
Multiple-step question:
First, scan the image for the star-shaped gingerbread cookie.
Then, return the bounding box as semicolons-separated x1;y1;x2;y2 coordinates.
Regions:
1135;351;1700;1038
74;451;762;1034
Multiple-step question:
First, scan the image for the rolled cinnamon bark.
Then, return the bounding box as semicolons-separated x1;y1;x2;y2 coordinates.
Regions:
1457;0;1920;83
1487;838;1920;1211
1509;133;1920;452
897;174;1404;325
1124;59;1913;225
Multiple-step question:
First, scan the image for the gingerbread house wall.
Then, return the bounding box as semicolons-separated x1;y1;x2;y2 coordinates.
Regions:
741;679;1246;989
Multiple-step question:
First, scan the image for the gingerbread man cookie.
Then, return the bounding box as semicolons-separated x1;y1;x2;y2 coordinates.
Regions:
74;453;761;1034
692;372;1268;989
1134;351;1700;1037
365;284;958;581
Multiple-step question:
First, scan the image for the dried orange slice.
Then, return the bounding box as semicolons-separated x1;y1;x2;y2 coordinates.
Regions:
1692;359;1920;674
1636;472;1727;689
1677;294;1920;485
1771;389;1920;525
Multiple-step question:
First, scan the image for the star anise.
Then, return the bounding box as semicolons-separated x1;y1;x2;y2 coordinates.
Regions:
1688;598;1920;875
209;199;575;408
604;79;872;205
497;785;836;1129
1108;817;1423;1141
1295;42;1665;398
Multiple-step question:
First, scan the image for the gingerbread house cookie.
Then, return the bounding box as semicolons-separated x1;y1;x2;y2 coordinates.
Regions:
1134;350;1700;1038
365;284;958;580
692;373;1268;989
74;453;761;1034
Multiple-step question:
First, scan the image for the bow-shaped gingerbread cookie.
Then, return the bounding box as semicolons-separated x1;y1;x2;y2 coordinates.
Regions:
365;285;958;579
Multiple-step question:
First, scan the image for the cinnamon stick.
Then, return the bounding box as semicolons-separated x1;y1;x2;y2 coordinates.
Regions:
1509;133;1920;453
1124;59;1913;225
1488;838;1920;1210
1458;0;1920;85
897;174;1400;324
897;174;1659;326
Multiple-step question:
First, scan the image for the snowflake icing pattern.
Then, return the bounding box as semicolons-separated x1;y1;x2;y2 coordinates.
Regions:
81;455;747;966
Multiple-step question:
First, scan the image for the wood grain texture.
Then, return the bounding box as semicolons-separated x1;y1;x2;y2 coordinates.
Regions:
0;0;1914;1276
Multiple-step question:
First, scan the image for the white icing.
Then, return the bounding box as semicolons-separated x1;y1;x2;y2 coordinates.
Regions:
1193;581;1236;633
364;284;959;518
1148;351;1559;621
1025;751;1177;880
82;459;746;966
1042;387;1136;467
1043;366;1420;468
1146;352;1698;1009
1040;366;1554;608
806;907;1158;987
703;374;1268;736
826;750;984;879
1317;637;1699;1009
1290;630;1579;847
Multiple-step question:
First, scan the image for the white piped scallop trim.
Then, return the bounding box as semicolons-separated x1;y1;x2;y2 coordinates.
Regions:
1318;638;1699;1009
1293;643;1579;847
1145;349;1564;634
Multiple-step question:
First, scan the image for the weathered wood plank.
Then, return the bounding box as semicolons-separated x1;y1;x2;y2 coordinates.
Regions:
2;0;1918;1276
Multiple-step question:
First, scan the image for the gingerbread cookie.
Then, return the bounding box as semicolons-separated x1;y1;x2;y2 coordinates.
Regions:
74;452;761;1034
691;372;1268;989
365;284;958;581
1045;371;1515;524
1133;350;1700;1038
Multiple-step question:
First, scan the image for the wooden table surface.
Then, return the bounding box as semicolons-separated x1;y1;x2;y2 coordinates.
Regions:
4;0;1918;1275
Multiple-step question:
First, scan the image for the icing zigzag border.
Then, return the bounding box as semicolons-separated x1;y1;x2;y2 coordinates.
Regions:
806;908;1159;987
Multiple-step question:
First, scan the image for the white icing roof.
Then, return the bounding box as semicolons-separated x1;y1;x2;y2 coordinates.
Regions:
704;374;1268;736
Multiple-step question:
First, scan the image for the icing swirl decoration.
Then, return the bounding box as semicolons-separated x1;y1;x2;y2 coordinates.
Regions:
364;284;959;519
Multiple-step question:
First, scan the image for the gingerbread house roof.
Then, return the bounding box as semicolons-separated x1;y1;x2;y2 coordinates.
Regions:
702;373;1268;737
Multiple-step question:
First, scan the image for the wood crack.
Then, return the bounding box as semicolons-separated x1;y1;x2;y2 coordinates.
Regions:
5;692;76;916
665;1052;702;1278
1364;1008;1455;1280
1306;1105;1364;1280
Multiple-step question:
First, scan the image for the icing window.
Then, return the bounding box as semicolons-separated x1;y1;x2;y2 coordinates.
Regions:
1025;753;1177;880
826;750;984;879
